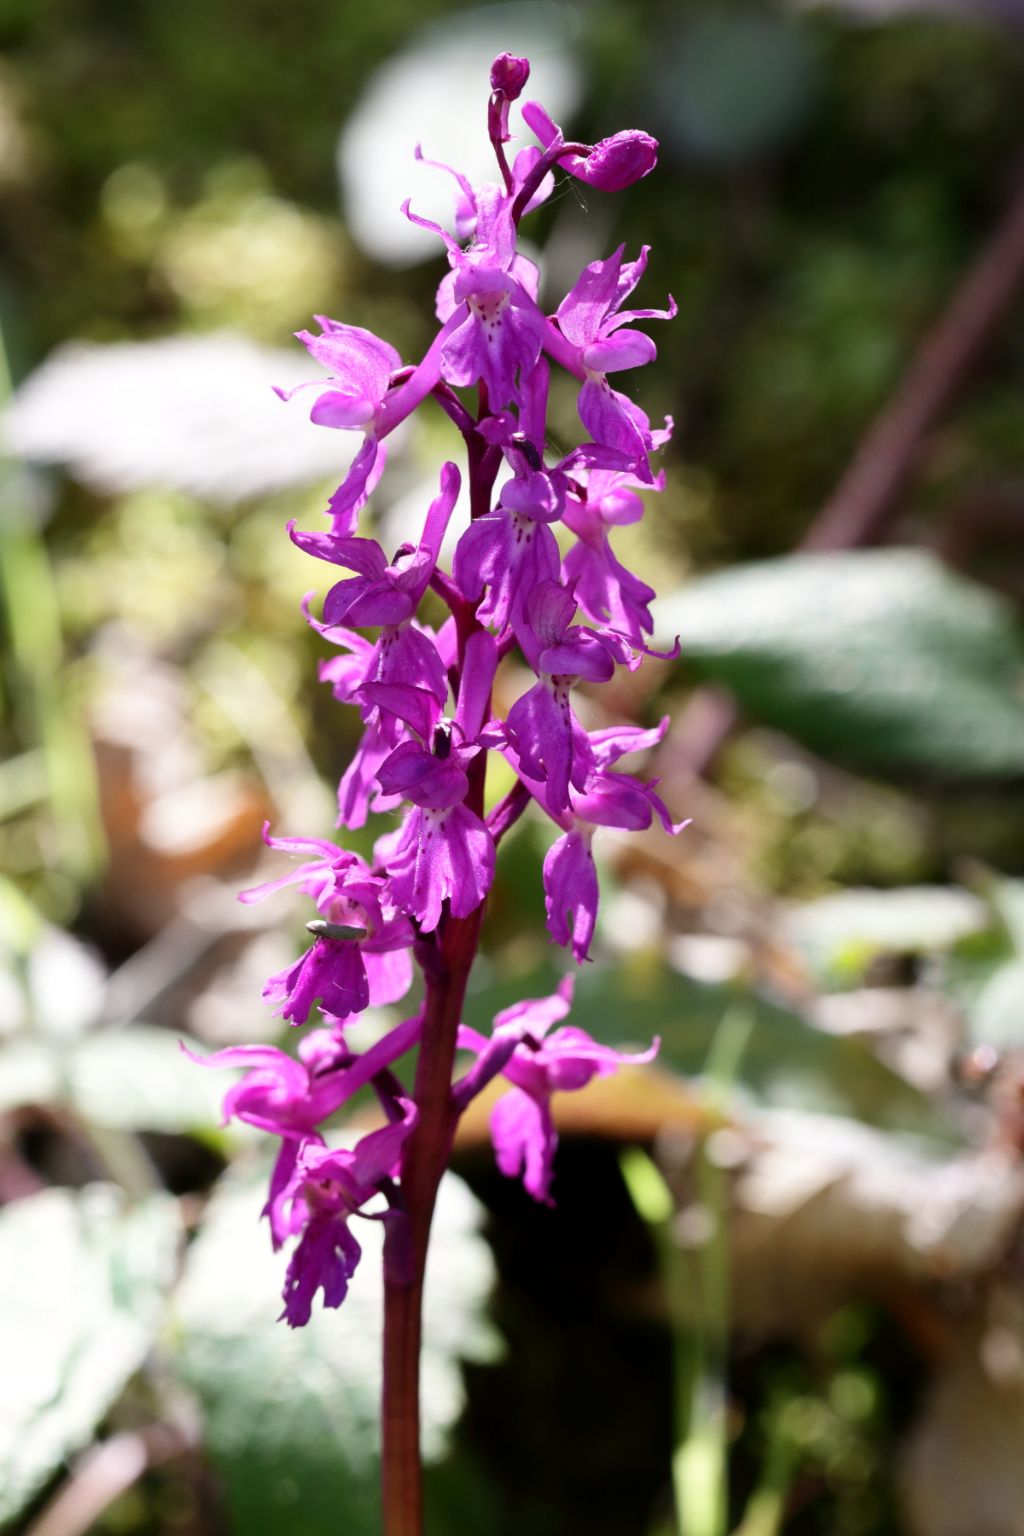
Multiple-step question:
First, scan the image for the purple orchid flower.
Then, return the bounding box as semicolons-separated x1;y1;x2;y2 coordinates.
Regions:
291;460;458;630
311;615;454;827
274;319;400;532
403;184;545;411
544;722;687;960
276;1100;417;1326
454;361;565;638
240;827;415;1019
506;579;638;814
454;976;659;1203
544;245;675;474
495;718;685;962
184;1015;423;1248
277;311;471;531
562;465;663;643
209;54;676;1363
295;464;458;758
373;632;500;932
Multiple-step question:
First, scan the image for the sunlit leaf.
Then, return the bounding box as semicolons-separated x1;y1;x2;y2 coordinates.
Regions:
0;1186;180;1527
657;550;1024;778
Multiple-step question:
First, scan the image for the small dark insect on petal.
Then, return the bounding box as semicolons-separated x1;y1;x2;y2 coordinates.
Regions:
510;432;542;472
433;723;452;759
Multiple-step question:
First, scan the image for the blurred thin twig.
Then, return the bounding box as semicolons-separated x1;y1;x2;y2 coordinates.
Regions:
672;160;1024;777
24;1424;193;1536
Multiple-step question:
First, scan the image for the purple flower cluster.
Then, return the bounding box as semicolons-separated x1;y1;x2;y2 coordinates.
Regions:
194;55;684;1327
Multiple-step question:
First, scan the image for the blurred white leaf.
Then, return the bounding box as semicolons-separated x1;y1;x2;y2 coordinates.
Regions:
27;926;106;1042
68;1025;235;1135
0;1024;236;1134
338;2;582;265
0;1185;179;1526
972;959;1024;1049
3;332;358;502
0;1039;58;1113
787;885;989;982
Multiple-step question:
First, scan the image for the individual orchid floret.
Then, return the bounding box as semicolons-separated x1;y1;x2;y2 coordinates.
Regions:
545;245;675;474
274;319;401;533
562;465;663;643
187;1019;419;1141
312;613;455;828
278;312;469;532
454;362;565;638
373;632;500;931
241;828;415;1018
184;1015;423;1247
522;101;658;193
507;580;636;814
404;189;544;410
296;467;458;762
455;977;658;1203
543;826;599;964
544;721;686;960
292;461;458;630
277;1100;417;1326
499;718;684;962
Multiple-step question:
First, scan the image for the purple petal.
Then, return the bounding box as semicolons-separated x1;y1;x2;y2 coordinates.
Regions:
365;945;414;1007
385;805;494;932
325;436;387;532
360;682;441;744
491;1088;556;1205
494;974;575;1035
264;938;369;1025
454;630;498;742
281;1212;362;1327
309;391;376;429
507;680;575;813
582;330;657;374
556;247;626;350
377;740;469;810
578;377;650;467
589;717;669;767
296;320;401;400
544;828;598;963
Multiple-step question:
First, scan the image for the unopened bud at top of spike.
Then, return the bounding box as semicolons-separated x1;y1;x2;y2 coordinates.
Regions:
490;53;530;100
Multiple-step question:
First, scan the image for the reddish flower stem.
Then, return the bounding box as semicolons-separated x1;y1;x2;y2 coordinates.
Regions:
380;898;485;1535
380;389;499;1536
